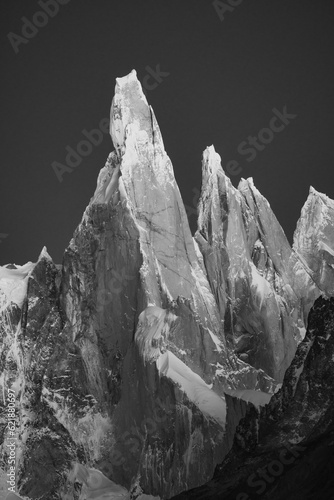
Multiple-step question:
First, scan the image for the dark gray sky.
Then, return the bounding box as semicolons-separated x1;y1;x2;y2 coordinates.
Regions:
1;0;334;265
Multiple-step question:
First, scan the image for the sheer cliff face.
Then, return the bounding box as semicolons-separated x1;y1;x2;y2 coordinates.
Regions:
0;70;333;500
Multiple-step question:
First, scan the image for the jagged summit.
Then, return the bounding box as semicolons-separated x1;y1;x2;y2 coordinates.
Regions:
293;182;334;296
202;145;222;174
309;184;334;203
110;69;165;162
38;246;52;262
110;69;152;156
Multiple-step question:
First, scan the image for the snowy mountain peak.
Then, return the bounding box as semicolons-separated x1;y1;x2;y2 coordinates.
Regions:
293;184;334;295
110;69;151;157
202;145;222;172
115;68;138;87
199;145;225;204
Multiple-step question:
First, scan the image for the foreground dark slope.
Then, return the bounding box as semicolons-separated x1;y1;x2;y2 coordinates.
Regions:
172;296;334;500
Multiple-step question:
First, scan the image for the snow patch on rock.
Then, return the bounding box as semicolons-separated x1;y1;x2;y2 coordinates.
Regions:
156;350;226;427
0;262;35;311
225;388;272;409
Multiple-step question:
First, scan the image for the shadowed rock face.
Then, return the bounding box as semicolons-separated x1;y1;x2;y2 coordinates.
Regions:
0;70;333;500
171;296;334;500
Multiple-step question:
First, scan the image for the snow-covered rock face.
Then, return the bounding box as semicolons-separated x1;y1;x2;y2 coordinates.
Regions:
196;146;321;382
0;261;35;312
293;187;334;296
1;71;333;500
